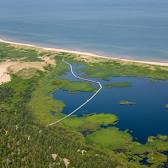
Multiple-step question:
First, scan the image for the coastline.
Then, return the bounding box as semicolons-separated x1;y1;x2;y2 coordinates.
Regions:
1;38;168;67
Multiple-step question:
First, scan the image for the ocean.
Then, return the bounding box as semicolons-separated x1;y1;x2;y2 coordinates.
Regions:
0;0;168;61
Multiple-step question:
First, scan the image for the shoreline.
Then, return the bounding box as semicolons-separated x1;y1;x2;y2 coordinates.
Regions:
1;38;168;67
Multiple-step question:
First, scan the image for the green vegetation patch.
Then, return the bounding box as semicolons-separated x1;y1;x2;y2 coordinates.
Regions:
16;68;39;79
64;113;118;132
83;60;168;80
29;87;64;124
86;127;168;167
86;127;133;150
52;79;96;92
147;152;167;167
147;135;168;151
0;42;41;61
119;100;136;105
105;82;132;88
165;104;168;109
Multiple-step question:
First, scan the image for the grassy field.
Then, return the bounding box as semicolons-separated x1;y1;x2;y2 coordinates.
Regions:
1;42;168;168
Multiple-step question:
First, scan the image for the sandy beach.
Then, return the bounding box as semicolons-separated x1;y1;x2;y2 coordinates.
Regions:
1;38;168;67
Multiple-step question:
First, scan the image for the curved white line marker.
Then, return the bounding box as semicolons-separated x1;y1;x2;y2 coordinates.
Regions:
47;59;102;126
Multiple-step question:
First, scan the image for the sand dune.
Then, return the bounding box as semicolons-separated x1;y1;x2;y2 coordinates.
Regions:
0;59;55;85
0;61;16;85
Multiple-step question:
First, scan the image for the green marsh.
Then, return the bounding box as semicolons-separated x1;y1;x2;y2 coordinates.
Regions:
1;42;168;168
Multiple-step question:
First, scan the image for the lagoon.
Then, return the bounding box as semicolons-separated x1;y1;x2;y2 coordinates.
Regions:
53;70;168;144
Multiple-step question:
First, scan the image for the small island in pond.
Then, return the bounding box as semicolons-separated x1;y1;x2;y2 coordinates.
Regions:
119;100;136;105
165;104;168;109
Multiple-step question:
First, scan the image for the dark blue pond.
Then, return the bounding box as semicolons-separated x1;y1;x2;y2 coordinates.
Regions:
53;69;168;144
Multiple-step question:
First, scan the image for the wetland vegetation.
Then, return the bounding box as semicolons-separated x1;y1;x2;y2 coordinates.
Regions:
63;113;118;133
82;59;168;80
1;42;168;168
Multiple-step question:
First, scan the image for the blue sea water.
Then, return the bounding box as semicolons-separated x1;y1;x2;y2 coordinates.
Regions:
0;0;168;61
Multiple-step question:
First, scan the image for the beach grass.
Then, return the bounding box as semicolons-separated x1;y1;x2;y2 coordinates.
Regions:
0;42;41;61
82;60;168;80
